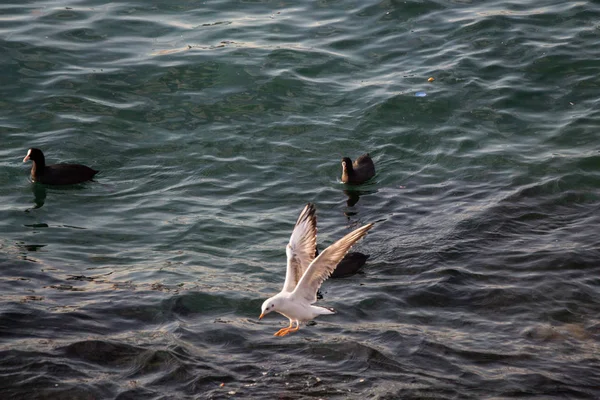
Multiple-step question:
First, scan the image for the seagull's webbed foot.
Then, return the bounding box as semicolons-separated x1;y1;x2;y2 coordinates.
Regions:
274;320;294;336
274;327;291;336
274;321;300;337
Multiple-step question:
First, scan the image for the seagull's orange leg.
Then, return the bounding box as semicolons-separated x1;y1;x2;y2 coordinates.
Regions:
276;320;300;337
288;320;300;333
274;320;293;336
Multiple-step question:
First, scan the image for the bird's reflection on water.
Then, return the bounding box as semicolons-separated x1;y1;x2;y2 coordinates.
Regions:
343;188;377;207
32;184;47;209
25;184;47;212
344;189;361;207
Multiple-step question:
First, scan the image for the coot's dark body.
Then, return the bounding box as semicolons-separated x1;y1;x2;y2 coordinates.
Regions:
315;246;370;279
23;148;98;185
341;154;375;185
316;251;370;299
331;252;370;278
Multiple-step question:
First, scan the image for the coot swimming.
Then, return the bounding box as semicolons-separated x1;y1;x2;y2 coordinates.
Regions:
23;148;98;185
341;154;375;184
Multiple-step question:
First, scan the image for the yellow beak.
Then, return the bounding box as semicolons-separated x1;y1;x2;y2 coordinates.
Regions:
259;313;265;320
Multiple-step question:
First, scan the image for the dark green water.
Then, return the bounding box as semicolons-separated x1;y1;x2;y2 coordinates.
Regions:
1;0;600;398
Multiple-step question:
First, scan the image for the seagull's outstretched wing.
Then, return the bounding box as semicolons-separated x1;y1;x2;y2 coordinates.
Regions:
292;223;373;303
282;203;318;292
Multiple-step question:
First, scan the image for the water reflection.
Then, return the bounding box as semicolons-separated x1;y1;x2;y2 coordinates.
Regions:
14;242;46;262
344;189;361;207
32;184;47;209
343;188;377;207
16;243;47;252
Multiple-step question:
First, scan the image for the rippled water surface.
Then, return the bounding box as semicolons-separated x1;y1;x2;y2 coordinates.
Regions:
2;0;600;398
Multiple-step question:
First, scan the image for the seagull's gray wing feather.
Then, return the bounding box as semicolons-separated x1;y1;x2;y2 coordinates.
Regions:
282;203;317;292
292;223;373;303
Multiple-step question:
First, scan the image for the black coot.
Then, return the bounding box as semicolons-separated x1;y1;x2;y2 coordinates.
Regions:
331;251;370;278
23;148;98;185
315;247;370;278
341;154;375;184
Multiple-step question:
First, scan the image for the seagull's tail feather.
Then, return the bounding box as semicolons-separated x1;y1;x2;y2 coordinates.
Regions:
313;306;336;315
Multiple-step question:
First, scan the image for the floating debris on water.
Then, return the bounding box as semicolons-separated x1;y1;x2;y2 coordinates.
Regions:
428;77;435;82
415;91;427;97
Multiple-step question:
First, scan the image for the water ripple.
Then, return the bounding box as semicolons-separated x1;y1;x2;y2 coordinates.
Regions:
2;0;600;398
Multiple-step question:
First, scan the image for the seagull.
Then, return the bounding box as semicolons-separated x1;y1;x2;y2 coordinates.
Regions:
259;203;373;337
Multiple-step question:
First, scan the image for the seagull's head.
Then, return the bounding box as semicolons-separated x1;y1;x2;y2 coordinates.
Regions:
259;296;281;320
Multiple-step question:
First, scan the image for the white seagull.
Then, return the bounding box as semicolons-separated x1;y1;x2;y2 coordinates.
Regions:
259;203;373;337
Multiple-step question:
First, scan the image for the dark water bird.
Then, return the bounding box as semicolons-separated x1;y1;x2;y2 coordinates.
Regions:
316;250;369;300
23;148;99;185
331;252;369;278
341;154;375;185
315;247;369;278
